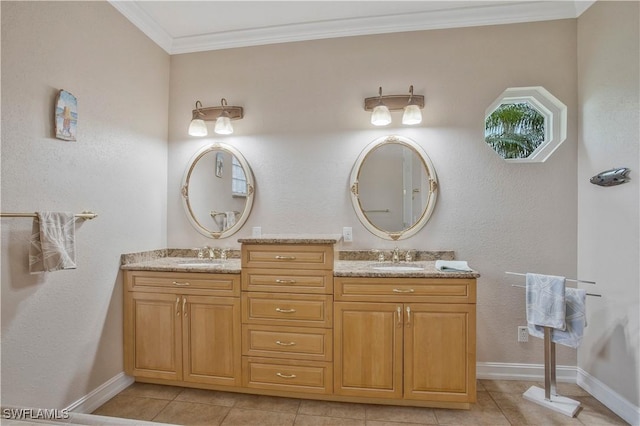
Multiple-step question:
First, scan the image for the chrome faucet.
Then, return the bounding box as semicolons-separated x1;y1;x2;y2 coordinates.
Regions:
392;247;401;263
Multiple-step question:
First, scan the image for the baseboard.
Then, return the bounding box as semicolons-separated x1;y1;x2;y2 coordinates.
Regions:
65;372;134;414
577;368;640;426
476;362;577;382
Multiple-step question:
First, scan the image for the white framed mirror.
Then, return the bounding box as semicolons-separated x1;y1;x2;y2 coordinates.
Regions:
181;143;255;238
349;135;438;241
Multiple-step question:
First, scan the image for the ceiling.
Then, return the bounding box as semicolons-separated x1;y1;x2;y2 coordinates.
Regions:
109;1;595;55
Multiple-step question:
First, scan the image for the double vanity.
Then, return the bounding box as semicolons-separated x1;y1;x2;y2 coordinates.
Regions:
122;236;479;409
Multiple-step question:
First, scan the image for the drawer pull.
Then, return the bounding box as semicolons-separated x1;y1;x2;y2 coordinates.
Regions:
172;281;191;286
275;340;296;346
275;279;297;284
274;255;297;260
275;308;297;313
393;288;415;293
276;372;297;379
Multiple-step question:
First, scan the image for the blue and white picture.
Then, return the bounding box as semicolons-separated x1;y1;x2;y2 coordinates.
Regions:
55;89;77;141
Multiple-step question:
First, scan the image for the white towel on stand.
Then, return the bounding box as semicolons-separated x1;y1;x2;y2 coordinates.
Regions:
29;212;77;273
529;288;588;348
526;273;566;332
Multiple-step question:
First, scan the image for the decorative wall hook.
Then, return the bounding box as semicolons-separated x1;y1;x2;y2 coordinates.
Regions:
590;167;631;187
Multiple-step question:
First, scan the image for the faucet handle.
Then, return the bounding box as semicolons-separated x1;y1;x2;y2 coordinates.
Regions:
370;249;385;262
220;248;229;261
404;250;414;262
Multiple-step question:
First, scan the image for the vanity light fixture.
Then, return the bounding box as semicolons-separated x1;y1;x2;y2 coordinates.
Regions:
370;87;391;126
402;85;423;125
188;101;208;136
364;85;424;126
188;98;244;136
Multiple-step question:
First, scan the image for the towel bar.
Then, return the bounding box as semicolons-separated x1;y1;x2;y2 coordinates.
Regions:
509;271;601;417
1;211;98;220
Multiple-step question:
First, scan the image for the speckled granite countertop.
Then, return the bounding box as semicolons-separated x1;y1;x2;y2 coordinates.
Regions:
334;260;479;278
121;248;242;273
121;257;242;273
121;249;479;278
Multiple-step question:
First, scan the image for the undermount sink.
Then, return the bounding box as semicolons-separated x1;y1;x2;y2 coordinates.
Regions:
176;258;225;266
370;262;425;272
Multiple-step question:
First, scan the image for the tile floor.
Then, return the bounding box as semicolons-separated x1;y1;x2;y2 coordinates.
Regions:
93;380;628;425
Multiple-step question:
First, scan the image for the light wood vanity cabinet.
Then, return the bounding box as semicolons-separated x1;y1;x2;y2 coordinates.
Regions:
334;276;477;405
123;250;477;409
124;271;241;386
241;244;334;395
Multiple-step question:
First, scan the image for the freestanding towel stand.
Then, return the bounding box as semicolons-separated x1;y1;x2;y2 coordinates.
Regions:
522;327;581;417
506;271;600;418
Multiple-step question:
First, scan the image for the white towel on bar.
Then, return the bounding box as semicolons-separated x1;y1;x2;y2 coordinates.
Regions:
225;211;236;228
526;273;566;331
435;260;473;272
29;212;77;273
528;288;588;349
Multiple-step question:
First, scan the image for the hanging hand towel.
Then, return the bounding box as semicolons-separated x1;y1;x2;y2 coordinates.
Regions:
435;260;473;272
526;273;566;334
544;288;588;349
225;211;236;228
29;212;77;273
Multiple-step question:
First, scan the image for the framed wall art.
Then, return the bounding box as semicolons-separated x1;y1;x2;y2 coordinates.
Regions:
55;89;77;141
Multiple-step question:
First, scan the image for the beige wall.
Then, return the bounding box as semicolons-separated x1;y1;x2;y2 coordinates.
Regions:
1;1;169;408
6;0;636;416
577;0;640;412
168;20;579;366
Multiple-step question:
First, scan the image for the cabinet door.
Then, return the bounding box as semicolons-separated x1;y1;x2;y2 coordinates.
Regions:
126;292;182;381
404;303;476;403
334;302;403;398
183;295;241;386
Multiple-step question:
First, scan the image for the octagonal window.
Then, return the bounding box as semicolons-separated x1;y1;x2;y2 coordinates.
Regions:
485;87;567;163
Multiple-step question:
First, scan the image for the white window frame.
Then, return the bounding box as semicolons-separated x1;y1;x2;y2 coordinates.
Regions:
485;86;567;163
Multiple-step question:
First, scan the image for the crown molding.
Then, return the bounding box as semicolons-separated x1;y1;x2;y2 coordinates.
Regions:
109;1;173;53
110;1;590;55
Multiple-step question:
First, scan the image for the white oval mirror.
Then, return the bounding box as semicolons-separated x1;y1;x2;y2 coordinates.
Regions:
350;135;438;241
181;143;255;238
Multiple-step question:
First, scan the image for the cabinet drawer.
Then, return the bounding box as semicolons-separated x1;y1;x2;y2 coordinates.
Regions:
242;270;333;294
242;357;332;394
126;270;240;296
242;293;332;327
243;325;332;361
242;244;333;270
334;277;476;303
